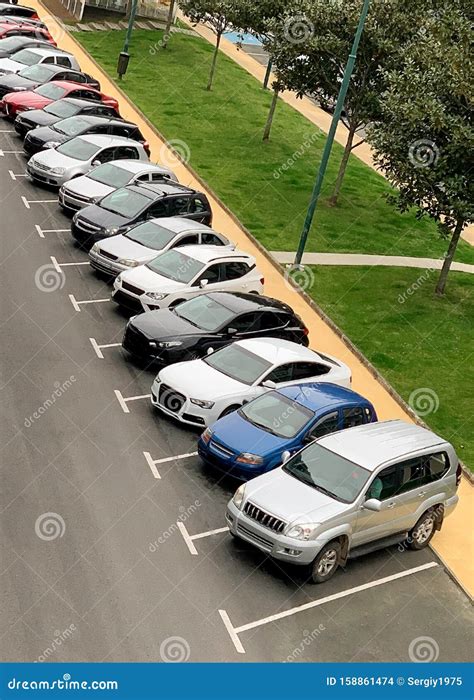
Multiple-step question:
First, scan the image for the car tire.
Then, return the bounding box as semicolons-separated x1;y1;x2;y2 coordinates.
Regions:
310;541;341;584
218;405;240;419
406;509;437;550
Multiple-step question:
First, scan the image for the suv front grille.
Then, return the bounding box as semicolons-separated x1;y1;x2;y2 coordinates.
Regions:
209;439;235;458
243;501;286;533
122;281;144;296
98;248;118;261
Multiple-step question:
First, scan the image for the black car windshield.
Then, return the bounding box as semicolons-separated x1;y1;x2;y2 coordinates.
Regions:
11;48;42;65
56;137;98;161
19;64;52;82
174;294;235;331
35;83;65;99
126;221;180;250
283;443;371;503
146;249;204;284
88;163;131;188
44;100;79;118
100;188;150;217
53;116;91;136
240;391;313;438
204;344;271;385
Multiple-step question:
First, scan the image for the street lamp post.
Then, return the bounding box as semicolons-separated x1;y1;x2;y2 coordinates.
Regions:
117;0;138;79
294;0;371;266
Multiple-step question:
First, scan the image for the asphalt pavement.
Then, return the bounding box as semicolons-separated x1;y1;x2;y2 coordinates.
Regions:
0;126;473;663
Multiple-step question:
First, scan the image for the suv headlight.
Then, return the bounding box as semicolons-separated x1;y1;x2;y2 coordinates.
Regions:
232;484;246;510
236;453;264;465
50;167;65;175
285;523;319;540
91;242;100;253
104;226;119;236
117;258;139;267
44;141;60;149
146;292;167;301
158;341;182;348
190;398;214;409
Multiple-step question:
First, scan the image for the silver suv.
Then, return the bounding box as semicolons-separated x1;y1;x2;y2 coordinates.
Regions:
227;420;460;583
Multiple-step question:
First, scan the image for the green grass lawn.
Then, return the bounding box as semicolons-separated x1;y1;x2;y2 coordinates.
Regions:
308;266;473;469
76;29;474;264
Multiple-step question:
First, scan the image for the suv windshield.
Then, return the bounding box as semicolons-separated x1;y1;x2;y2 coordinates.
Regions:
89;163;131;188
56;137;98;161
53;116;91;136
283;443;370;503
12;48;42;65
126;221;178;250
100;188;149;217
19;64;52;82
35;83;66;100
174;295;235;331
44;100;80;118
204;344;271;385
240;391;313;438
146;249;204;284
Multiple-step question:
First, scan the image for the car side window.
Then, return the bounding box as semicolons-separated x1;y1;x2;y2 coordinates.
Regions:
307;411;339;440
291;361;330;380
228;312;261;333
150;172;169;182
189;196;206;213
366;465;400;501
342;407;366;430
424;452;449;482
42;55;55;64
147;200;168;218
116;146;139;160
264;363;294;384
55;55;71;67
259;311;285;330
95;147;115;164
80;91;100;101
221;261;250;281
194;263;221;285
171;233;199;248
200;232;223;245
168;196;190;216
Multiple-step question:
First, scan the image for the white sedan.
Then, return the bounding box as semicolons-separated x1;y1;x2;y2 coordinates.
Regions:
151;338;352;428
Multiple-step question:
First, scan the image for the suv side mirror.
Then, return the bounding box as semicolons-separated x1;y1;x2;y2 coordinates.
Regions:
226;327;237;335
363;498;382;512
261;380;276;389
91;159;101;167
206;347;214;356
281;450;291;464
199;279;208;289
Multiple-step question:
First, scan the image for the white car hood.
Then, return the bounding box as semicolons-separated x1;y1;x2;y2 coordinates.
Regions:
119;265;187;295
99;235;157;264
0;57;23;74
158;359;245;401
31;148;83;171
64;176;113;200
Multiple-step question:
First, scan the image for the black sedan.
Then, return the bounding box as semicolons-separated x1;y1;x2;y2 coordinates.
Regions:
0;35;51;58
23;114;148;156
122;292;309;365
71;182;212;249
14;96;119;138
0;3;38;19
0;63;100;99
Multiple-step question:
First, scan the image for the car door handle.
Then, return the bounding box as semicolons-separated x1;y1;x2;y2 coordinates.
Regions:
386;502;396;509
418;491;426;497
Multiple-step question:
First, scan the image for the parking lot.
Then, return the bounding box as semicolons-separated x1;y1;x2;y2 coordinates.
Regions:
1;117;473;663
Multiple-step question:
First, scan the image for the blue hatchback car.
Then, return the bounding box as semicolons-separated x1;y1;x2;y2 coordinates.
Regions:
197;383;377;480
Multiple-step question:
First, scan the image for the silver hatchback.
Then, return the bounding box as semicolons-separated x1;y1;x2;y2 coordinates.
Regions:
227;420;460;583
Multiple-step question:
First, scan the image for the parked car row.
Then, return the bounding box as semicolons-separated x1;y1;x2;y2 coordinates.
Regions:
2;12;461;585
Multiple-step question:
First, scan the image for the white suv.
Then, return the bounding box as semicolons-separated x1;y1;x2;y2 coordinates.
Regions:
112;245;264;312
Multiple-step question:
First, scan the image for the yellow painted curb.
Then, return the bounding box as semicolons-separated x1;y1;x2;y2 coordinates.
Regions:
31;3;473;598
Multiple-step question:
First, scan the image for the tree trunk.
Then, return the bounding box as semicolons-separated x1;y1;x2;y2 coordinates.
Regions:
162;0;175;49
207;32;221;91
262;86;279;141
329;123;357;206
435;218;464;296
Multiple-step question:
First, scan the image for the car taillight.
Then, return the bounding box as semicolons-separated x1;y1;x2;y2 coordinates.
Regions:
143;140;150;153
303;327;309;336
456;462;462;487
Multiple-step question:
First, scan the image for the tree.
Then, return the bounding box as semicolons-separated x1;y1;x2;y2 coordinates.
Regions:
369;1;473;295
179;0;239;90
265;0;430;204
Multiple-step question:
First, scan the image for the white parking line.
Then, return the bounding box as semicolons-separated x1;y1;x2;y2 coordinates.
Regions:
22;196;57;209
219;561;439;654
0;149;22;155
68;293;110;312
35;225;69;238
114;389;151;414
152;451;198;465
178;521;228;555
9;170;27;180
51;256;89;272
89;337;121;359
0;129;14;133
143;451;162;479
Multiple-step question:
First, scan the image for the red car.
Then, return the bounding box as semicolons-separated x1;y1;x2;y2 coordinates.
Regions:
0;20;54;43
0;80;120;117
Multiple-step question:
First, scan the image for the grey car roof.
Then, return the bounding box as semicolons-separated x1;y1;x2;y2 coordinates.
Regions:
97;159;162;174
21;47;74;57
318;420;449;471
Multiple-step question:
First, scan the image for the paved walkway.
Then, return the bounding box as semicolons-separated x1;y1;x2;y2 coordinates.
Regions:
271;251;474;274
178;12;474;248
33;1;474;598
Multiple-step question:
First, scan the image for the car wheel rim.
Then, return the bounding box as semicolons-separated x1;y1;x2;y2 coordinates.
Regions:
413;515;435;544
317;549;338;576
